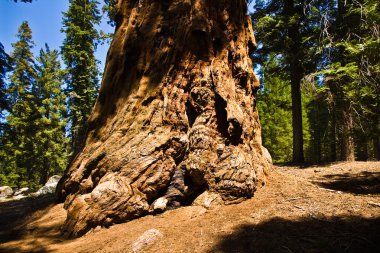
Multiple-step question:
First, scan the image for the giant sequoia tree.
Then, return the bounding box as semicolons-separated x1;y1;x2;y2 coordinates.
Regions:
57;0;271;237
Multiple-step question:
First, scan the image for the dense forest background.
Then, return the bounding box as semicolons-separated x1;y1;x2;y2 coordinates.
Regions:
0;0;379;189
253;0;379;164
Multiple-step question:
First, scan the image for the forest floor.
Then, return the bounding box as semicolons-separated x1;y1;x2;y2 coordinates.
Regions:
0;161;379;253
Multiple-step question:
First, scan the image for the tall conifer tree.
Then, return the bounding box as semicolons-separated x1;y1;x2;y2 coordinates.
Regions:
61;0;101;156
0;43;11;183
331;0;379;160
34;44;68;184
252;0;334;163
2;21;38;187
257;64;294;162
252;1;305;163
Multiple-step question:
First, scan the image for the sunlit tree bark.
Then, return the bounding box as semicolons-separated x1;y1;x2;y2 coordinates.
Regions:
57;0;271;237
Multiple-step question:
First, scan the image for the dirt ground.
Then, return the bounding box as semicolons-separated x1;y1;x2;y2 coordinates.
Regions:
0;162;379;253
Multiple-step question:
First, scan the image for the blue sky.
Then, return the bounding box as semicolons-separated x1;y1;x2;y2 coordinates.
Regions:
0;0;113;71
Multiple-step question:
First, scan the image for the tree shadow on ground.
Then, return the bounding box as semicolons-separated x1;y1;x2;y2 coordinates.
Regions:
210;216;380;253
0;241;50;253
0;195;60;253
0;195;55;234
316;171;380;195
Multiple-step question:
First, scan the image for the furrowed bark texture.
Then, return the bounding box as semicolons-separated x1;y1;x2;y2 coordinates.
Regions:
57;0;271;237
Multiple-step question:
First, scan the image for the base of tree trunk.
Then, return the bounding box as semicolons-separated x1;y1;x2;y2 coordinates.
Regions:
56;0;271;237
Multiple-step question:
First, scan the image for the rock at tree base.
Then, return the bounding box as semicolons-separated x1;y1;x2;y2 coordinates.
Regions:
151;197;169;212
57;0;271;237
193;191;224;209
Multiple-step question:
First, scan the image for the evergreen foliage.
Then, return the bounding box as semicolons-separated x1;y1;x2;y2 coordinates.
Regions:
251;0;327;163
34;44;68;185
1;21;39;188
309;0;379;161
336;0;379;160
258;58;312;163
258;72;293;163
0;22;68;188
253;0;379;162
61;0;101;156
102;0;117;27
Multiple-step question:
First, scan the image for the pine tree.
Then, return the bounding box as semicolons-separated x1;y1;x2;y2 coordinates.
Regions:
2;21;38;188
252;1;320;163
319;0;379;161
252;0;337;163
257;59;293;162
34;44;68;185
0;43;12;185
258;57;313;163
61;0;101;156
7;22;36;108
344;0;380;160
332;0;356;161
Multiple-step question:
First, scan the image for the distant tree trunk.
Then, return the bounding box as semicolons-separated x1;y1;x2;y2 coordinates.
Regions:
284;0;304;163
39;141;49;186
363;141;368;161
374;137;380;161
361;138;368;161
339;101;355;161
332;0;355;162
355;130;368;161
330;106;337;162
313;101;322;163
291;67;304;163
39;166;48;186
56;0;271;237
373;121;380;160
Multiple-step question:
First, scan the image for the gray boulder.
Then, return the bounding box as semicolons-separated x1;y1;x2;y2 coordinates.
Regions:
13;194;27;200
0;186;13;198
262;146;273;164
14;187;30;196
34;175;62;196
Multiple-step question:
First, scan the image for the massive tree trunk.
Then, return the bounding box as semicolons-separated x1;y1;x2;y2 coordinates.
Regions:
56;0;271;237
